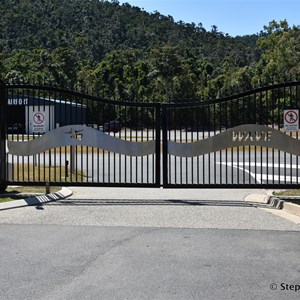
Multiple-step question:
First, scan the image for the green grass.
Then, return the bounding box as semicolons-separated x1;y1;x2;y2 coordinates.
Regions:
0;197;14;203
273;189;300;196
6;185;61;194
273;189;300;205
11;164;86;182
0;186;63;202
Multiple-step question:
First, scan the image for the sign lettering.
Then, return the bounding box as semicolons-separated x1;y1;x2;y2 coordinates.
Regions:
232;131;272;142
8;98;28;105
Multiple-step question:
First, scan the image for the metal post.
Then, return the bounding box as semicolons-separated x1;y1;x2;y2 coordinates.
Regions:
70;145;76;176
162;105;168;187
155;104;161;187
45;182;50;194
0;79;7;191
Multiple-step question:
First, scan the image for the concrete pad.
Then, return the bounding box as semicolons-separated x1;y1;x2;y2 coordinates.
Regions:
244;193;270;204
283;201;300;217
0;187;72;211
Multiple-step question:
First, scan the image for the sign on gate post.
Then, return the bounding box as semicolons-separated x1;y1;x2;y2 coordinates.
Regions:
284;109;299;132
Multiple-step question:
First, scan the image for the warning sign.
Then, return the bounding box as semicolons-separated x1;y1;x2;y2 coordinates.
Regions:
32;112;45;133
284;109;299;132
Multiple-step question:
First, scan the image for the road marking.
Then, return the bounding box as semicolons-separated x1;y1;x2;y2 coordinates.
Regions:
219;162;300;169
259;174;300;183
217;162;300;184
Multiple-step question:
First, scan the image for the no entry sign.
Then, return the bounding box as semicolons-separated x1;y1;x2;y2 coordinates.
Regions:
32;111;46;133
284;109;299;132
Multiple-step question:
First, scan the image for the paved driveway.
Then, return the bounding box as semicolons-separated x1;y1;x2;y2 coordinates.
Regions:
0;188;299;300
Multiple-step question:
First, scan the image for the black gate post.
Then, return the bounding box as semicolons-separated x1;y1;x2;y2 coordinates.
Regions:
155;104;161;187
0;79;7;192
162;105;168;187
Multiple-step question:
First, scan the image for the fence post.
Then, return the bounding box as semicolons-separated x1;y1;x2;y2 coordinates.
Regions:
162;105;168;187
155;104;161;187
0;79;7;191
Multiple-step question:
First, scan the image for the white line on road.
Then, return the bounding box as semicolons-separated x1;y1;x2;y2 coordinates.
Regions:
217;162;300;184
220;162;300;169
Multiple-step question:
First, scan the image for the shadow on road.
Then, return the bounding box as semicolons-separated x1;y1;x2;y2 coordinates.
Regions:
47;199;255;207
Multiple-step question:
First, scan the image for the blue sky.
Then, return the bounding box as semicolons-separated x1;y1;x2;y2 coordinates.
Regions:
117;0;300;36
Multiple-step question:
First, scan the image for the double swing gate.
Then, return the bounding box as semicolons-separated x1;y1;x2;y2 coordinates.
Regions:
1;80;300;190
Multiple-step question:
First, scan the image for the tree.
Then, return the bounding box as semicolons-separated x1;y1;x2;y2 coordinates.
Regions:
149;46;183;103
256;20;300;80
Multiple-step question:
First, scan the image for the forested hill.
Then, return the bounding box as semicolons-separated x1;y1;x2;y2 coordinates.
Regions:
0;0;299;102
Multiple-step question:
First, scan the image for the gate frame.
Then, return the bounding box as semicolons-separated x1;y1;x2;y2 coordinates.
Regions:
0;79;7;191
2;79;300;190
2;81;162;189
161;81;300;189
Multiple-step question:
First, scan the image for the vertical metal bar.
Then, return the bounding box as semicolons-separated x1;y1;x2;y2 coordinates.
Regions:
202;105;205;184
225;101;228;185
186;106;189;184
162;105;168;187
213;102;216;184
271;86;275;184
283;85;287;184
219;102;222;185
174;107;177;184
130;108;132;184
296;82;299;184
140;106;144;184
242;96;245;184
124;105;127;183
57;90;62;183
236;99;239;184
231;99;234;184
0;79;7;191
53;89;57;183
155;104;161;186
259;89;263;185
277;85;281;184
179;106;183;185
248;95;251;184
254;93;257;183
114;104;117;184
21;89;25;180
102;102;106;183
146;106;149;184
266;89;269;184
196;105;199;184
135;106;138;184
118;104;122;184
289;84;293;184
191;106;194;185
208;104;211;184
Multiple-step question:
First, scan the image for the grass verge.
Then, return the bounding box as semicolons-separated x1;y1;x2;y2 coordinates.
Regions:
6;185;61;194
11;164;86;182
273;189;300;205
273;189;300;196
0;197;14;203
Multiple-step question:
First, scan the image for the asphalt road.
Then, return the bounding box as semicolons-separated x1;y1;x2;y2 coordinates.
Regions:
0;188;300;300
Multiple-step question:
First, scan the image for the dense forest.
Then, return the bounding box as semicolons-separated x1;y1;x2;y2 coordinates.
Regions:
1;0;300;102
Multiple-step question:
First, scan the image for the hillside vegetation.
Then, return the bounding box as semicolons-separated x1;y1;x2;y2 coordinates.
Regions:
1;0;300;102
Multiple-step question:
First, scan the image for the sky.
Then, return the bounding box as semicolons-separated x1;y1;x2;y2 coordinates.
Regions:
117;0;300;36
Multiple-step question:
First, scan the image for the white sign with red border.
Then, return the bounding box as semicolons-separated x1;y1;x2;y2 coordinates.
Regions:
284;109;299;132
32;111;46;133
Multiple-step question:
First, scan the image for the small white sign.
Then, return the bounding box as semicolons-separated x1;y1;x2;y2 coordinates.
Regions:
284;109;299;132
32;111;45;133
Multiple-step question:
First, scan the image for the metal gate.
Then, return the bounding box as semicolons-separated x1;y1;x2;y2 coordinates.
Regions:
1;80;300;190
1;83;160;188
162;81;300;188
